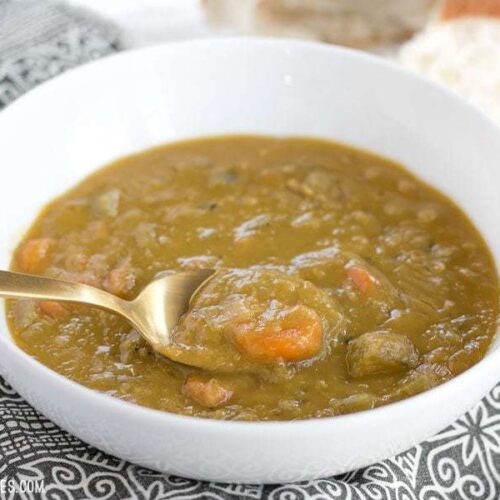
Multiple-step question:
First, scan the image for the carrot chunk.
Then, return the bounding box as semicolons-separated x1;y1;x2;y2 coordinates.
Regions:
182;376;233;408
441;0;500;21
39;301;70;320
231;305;323;362
346;265;378;293
17;238;55;273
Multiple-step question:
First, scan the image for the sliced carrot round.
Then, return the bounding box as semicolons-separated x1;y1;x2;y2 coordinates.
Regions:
17;238;55;273
230;305;323;362
39;301;70;320
346;265;378;293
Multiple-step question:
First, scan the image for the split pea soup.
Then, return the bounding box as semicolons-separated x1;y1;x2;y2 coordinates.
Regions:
8;136;499;421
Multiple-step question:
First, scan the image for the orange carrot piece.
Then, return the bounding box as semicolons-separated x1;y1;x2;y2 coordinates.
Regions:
441;0;500;20
39;301;70;320
17;238;55;273
346;266;378;293
182;376;233;408
231;305;323;362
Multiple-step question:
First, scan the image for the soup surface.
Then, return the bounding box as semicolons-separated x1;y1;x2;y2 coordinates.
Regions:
7;136;499;420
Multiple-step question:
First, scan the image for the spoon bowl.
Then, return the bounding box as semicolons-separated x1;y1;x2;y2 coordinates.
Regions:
127;269;217;366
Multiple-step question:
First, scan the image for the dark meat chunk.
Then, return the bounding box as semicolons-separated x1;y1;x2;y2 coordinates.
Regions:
347;331;419;377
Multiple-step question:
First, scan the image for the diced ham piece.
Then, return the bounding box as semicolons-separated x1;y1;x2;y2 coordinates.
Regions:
183;376;233;408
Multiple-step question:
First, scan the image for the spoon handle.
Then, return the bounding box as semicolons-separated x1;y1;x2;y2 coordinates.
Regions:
0;270;126;314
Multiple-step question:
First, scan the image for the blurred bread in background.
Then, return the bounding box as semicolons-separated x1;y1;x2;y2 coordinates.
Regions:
203;0;436;48
400;0;500;123
203;0;256;34
203;0;500;124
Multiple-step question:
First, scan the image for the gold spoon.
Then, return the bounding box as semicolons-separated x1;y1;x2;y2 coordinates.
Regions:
0;269;216;368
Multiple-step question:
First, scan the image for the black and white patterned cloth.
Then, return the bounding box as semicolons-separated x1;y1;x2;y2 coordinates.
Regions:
0;0;122;108
1;1;500;498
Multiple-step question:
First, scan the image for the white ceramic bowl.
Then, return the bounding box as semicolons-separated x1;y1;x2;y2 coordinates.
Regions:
0;39;499;484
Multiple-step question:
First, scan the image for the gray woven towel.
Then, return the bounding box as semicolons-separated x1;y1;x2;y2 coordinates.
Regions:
0;0;123;109
1;1;500;498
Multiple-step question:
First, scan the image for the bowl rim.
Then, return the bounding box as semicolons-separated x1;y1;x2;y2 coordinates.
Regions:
1;36;499;432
